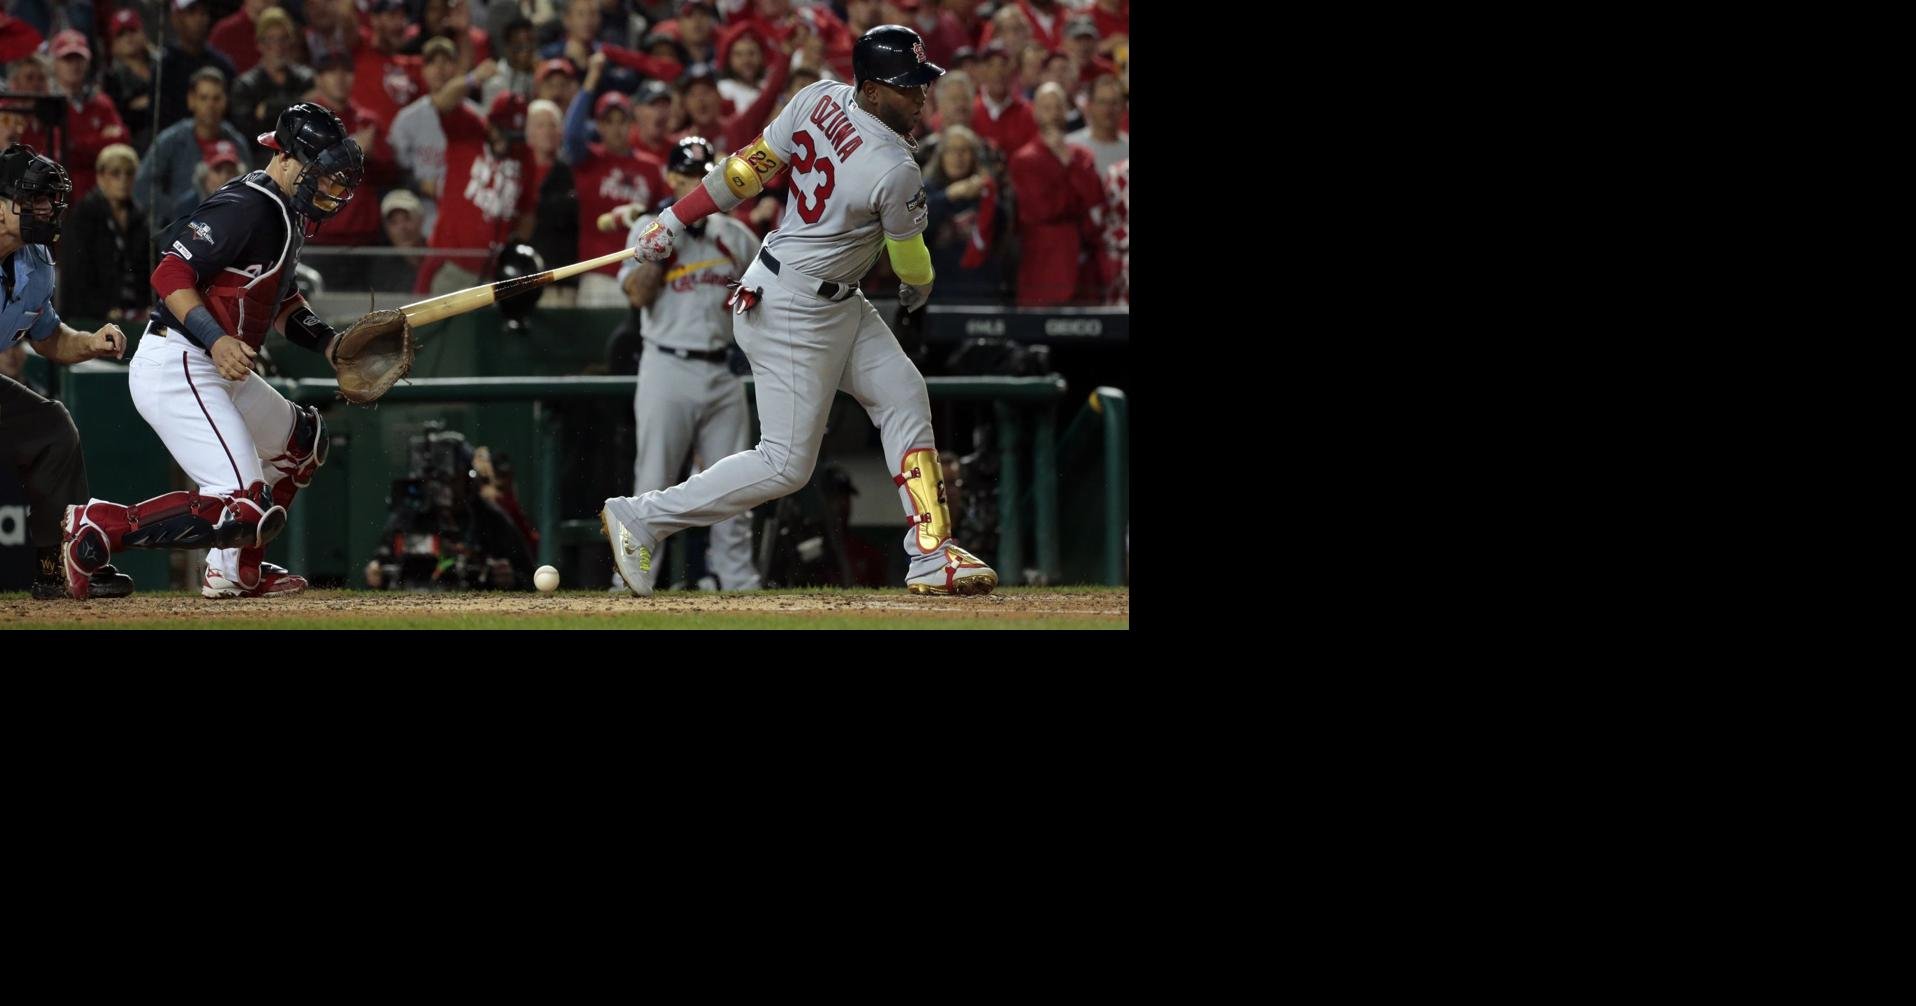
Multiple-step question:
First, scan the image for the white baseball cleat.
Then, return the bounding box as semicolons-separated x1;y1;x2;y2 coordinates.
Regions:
906;543;998;596
601;500;657;597
204;562;308;598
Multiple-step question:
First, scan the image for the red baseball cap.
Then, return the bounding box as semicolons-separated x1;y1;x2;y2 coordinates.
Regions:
49;29;91;61
110;9;144;35
535;58;578;83
207;141;242;170
594;91;631;118
489;91;529;136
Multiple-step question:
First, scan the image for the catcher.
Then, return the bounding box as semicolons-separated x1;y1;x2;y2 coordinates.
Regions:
60;102;401;598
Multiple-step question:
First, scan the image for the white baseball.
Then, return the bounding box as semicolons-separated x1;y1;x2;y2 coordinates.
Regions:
534;565;560;592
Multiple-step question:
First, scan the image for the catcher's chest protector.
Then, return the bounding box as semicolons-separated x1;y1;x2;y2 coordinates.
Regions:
172;176;306;350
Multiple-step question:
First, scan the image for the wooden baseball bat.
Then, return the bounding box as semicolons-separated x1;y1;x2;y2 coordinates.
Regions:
397;245;640;328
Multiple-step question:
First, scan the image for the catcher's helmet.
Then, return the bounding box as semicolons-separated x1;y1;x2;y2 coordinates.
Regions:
258;101;365;232
666;135;716;178
852;24;944;88
0;143;72;245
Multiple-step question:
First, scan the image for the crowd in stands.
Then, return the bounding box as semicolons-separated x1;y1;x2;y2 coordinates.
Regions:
0;0;1129;317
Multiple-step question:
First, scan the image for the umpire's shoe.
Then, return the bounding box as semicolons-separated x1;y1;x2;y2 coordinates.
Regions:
601;499;658;597
905;543;999;596
30;563;135;600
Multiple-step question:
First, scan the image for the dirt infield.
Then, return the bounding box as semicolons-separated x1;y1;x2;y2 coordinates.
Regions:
0;587;1128;629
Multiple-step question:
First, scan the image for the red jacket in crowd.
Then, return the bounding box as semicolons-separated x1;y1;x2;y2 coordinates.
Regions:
210;7;261;74
972;92;1038;160
352;29;424;131
1007;135;1105;306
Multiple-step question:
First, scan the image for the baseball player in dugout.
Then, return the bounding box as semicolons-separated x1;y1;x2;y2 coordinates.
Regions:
617;135;763;592
56;103;365;600
0;145;136;600
601;25;998;597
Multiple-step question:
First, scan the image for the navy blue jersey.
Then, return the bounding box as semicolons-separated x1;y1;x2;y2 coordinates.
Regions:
2;244;63;349
150;170;306;350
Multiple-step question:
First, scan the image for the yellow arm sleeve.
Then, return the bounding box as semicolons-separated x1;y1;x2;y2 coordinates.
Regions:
885;233;935;286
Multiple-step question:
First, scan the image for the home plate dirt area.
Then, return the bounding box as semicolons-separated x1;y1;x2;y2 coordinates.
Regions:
0;587;1129;629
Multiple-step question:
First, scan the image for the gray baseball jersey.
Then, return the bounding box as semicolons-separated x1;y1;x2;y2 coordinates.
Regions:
606;63;998;596
759;79;930;285
618;210;759;353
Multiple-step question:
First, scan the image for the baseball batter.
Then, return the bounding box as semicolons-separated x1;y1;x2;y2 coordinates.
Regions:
601;24;997;596
59;103;364;598
617;135;762;592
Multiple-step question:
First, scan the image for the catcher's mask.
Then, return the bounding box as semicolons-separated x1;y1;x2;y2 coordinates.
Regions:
258;102;365;237
0;143;72;245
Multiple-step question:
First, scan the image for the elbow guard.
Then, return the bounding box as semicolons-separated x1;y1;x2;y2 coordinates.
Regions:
705;136;784;211
284;305;339;355
886;234;935;286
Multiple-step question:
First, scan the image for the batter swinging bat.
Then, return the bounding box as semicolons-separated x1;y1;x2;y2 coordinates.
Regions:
397;245;640;328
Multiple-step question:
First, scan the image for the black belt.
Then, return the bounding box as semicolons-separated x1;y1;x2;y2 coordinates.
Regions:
759;247;853;300
645;340;728;363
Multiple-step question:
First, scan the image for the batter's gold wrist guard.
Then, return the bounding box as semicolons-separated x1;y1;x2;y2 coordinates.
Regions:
895;447;950;552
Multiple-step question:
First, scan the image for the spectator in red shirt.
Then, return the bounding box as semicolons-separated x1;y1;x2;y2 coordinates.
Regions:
42;31;130;206
1007;82;1103;306
970;44;1036;158
561;51;666;306
1088;0;1131;48
714;19;771;114
354;0;425;129
209;0;270;75
1101;156;1127;305
420;90;537;294
305;49;392;289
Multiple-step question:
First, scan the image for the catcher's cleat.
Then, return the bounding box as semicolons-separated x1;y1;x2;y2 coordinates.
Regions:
601;500;657;597
204;562;308;598
905;543;998;596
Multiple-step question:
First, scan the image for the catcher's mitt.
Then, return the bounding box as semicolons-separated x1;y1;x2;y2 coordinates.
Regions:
330;309;413;405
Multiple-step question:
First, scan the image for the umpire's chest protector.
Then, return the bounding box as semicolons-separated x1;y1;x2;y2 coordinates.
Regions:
188;177;306;349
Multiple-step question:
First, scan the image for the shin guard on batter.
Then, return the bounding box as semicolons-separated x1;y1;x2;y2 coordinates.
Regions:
895;447;998;596
895;447;952;555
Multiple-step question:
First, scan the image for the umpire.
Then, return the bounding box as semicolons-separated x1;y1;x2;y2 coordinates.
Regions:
0;144;135;599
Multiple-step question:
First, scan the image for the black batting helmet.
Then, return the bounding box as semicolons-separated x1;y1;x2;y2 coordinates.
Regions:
0;144;72;245
259;101;365;232
852;24;944;88
667;136;716;178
